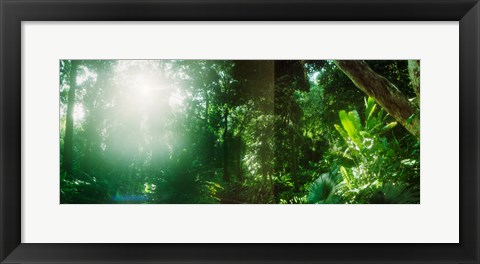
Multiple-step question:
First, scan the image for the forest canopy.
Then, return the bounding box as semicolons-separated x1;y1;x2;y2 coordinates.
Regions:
60;60;420;204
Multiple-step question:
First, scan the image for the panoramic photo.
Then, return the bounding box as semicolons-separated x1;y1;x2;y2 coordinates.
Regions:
60;60;420;204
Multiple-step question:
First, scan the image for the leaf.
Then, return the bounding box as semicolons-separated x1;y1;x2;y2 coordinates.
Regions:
340;166;353;186
339;110;362;147
334;124;349;142
377;109;385;122
359;131;371;137
406;114;416;125
365;97;376;121
381;122;397;132
348;110;362;131
401;159;417;167
366;117;376;131
339;110;355;137
307;173;338;204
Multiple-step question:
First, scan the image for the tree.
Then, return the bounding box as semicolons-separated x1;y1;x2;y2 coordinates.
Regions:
62;60;79;176
333;60;420;138
273;60;309;188
408;60;420;104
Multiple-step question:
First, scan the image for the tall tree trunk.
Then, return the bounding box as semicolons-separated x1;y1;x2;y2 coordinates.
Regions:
63;60;79;176
203;84;214;168
223;107;230;182
290;128;298;187
408;60;421;104
204;83;209;127
333;60;420;138
232;136;243;182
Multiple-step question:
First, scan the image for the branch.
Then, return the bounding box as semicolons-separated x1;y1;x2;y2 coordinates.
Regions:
333;60;420;138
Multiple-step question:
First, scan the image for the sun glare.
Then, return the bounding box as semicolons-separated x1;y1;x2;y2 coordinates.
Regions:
130;72;184;111
169;90;185;110
133;74;158;97
73;104;85;122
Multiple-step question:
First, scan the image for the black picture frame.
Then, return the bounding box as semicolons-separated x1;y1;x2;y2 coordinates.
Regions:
1;0;479;263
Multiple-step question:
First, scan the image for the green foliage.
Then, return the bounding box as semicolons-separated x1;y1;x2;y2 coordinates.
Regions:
60;171;110;204
307;172;342;204
369;183;420;204
279;195;308;204
59;60;419;204
198;181;224;203
332;97;419;203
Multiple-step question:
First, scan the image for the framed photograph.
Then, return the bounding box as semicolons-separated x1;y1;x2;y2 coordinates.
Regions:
1;0;478;263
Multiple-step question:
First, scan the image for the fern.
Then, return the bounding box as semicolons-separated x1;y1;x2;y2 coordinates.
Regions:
307;172;342;204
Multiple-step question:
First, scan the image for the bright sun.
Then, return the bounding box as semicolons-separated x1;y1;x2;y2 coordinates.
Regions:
133;74;157;96
131;73;184;111
73;104;85;122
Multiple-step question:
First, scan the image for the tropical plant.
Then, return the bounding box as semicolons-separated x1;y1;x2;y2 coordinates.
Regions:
333;97;418;203
369;183;420;204
307;171;342;204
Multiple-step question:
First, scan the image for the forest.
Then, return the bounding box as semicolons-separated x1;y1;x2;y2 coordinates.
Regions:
60;60;420;204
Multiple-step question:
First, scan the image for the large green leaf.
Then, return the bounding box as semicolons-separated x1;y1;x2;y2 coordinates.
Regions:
365;97;376;121
307;173;339;204
340;166;353;187
339;110;362;147
348;110;362;131
334;124;349;142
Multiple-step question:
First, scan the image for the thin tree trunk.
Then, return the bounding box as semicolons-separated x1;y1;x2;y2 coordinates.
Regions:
204;83;209;127
63;60;78;176
333;60;420;138
290;129;298;187
408;60;421;104
203;85;216;169
223;107;230;182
